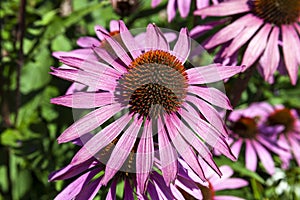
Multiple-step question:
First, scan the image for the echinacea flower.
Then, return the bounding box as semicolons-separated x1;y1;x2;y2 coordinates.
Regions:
174;159;248;200
266;106;300;168
194;0;300;84
50;20;243;192
228;102;289;174
152;0;221;22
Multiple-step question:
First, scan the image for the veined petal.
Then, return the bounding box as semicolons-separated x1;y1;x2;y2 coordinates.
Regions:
165;115;207;181
157;117;178;185
151;171;175;200
51;92;115;108
98;30;133;66
260;26;280;82
145;24;169;51
194;0;249;17
57;104;123;143
136;120;154;193
252;141;275;174
187;85;232;110
94;25;108;41
245;140;257;172
282;25;300;85
93;47;127;73
53;49;94;60
101;117;143;185
75;176;103;200
119;20;142;59
172;28;190;63
70;113;132;166
242;24;272;67
187;64;244;84
59;56;121;77
204;14;254;49
50;67;117;91
222;18;263;57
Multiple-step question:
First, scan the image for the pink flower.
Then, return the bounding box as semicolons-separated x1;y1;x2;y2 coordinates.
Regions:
50;20;243;192
152;0;221;22
194;0;300;84
228;102;289;174
267;106;300;168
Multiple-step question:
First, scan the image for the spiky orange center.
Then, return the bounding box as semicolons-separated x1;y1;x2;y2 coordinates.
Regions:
115;50;188;119
249;0;300;25
232;116;258;138
268;108;295;132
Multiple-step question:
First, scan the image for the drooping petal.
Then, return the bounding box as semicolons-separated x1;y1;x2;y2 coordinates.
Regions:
124;179;134;200
105;179;117;200
136;120;154;193
151;171;176;199
187;86;232;110
75;177;103;200
119;20;142;59
101;118;143;185
282;25;300;85
204;14;254;49
230;139;243;159
172;28;190;63
70;113;132;166
187;64;243;85
252;141;275;174
57;104;123;143
242;24;272;67
245;140;257;172
51;92;115;108
194;0;249;17
157;117;178;185
288;135;300;166
167;0;177;22
177;0;191;18
260;26;280;81
222;18;263;57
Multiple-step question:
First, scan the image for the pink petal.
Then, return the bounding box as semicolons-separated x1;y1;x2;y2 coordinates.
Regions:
92;47;127;73
77;36;100;48
94;25;107;41
172;28;190;63
157;117;178;185
51;92;114;108
174;177;203;199
105;179;117;200
136;120;154;193
98;30;133;66
282;25;300;85
58;56;121;77
119;20;142;59
65;82;86;95
252;141;275;174
145;24;169;51
186;95;228;136
214;196;245;200
194;0;249;17
50;67;117;91
190;24;215;38
187;64;244;84
230;139;243;159
101;118;142;185
53;49;94;60
196;0;209;9
75;178;103;200
167;0;177;22
170;114;222;176
151;0;162;7
57;104;123;143
188;86;232;110
109;20;120;32
151;172;175;199
260;26;280;81
204;14;254;49
70;113;132;166
213;178;248;191
178;0;191;18
242;24;272;67
288;135;300;166
245;140;257;172
222;18;263;57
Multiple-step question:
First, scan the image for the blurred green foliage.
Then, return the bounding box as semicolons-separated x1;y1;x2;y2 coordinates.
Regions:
1;0;300;199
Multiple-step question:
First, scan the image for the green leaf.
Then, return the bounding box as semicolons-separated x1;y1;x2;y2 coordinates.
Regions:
1;129;22;147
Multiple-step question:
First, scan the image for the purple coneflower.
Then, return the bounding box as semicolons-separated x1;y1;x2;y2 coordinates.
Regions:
228;102;289;174
50;20;243;192
194;0;300;84
267;106;300;168
152;0;221;22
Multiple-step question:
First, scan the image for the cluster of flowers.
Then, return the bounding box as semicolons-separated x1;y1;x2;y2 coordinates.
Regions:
49;0;300;199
